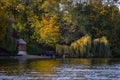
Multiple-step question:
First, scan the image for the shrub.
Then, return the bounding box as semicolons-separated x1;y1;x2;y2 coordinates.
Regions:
27;44;43;55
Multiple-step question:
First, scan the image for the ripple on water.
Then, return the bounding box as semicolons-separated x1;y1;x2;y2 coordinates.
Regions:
52;64;120;80
0;58;120;80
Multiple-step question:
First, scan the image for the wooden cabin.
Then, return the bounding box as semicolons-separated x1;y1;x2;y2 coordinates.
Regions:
18;39;27;56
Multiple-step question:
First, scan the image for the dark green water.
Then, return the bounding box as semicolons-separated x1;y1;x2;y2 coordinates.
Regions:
0;58;120;80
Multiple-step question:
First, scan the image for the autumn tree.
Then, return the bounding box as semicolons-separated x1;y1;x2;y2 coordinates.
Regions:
34;14;60;48
31;0;61;49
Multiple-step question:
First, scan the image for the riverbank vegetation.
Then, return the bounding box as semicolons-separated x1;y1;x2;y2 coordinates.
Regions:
0;0;120;58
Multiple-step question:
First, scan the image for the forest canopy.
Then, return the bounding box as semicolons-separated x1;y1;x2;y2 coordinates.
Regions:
0;0;120;57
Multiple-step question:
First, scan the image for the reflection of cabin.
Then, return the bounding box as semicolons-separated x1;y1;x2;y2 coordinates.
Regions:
18;39;27;56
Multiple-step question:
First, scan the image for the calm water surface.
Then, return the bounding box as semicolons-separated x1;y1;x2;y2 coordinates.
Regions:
0;58;120;80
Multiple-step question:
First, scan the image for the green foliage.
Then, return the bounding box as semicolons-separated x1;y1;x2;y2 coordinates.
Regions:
112;47;120;57
0;20;18;55
12;22;24;37
27;44;43;55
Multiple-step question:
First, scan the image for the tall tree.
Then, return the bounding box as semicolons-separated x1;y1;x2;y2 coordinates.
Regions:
32;0;60;48
0;9;7;42
34;14;60;48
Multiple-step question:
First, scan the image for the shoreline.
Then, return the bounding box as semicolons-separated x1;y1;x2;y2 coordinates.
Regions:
0;55;52;59
0;55;120;59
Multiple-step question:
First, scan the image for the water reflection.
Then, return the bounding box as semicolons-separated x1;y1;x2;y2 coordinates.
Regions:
0;58;120;80
0;59;18;75
60;58;91;65
60;58;111;66
91;58;111;65
27;59;60;74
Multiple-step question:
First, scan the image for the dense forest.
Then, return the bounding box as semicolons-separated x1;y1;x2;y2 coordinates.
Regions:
0;0;120;58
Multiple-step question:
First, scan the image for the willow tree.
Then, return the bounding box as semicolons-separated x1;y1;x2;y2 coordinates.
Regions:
93;36;111;58
56;34;91;58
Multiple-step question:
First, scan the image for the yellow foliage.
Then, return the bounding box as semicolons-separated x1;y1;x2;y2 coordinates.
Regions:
93;36;110;57
28;60;60;74
93;38;100;45
35;14;60;47
100;8;108;15
56;35;110;58
56;34;91;57
63;13;72;23
100;36;108;45
56;44;63;55
16;4;25;12
94;36;108;45
0;0;13;9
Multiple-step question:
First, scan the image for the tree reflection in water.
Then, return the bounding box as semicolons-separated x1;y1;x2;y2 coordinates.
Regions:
27;59;60;74
0;58;120;80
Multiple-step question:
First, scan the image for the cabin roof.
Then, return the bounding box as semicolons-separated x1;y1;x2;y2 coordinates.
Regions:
18;39;26;44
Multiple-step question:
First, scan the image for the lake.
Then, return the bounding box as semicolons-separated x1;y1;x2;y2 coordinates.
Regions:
0;58;120;80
